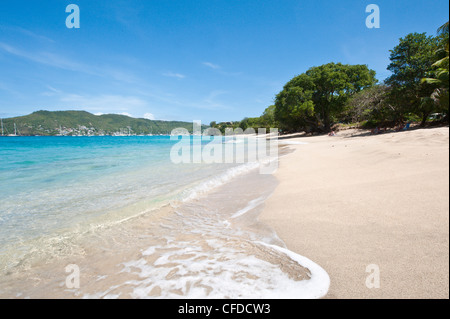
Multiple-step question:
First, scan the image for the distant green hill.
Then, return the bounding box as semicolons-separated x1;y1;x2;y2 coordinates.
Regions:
1;111;200;136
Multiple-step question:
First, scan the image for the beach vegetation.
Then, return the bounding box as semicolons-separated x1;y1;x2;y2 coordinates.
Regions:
344;85;391;124
211;104;278;135
273;62;377;133
421;21;449;123
385;32;446;126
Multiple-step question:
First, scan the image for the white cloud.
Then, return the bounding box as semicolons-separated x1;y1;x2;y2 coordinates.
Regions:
163;72;186;79
95;112;139;118
119;112;134;118
41;85;63;97
60;94;148;113
136;88;232;111
143;112;155;120
0;25;55;43
0;42;139;83
202;62;220;69
200;90;229;110
0;42;97;75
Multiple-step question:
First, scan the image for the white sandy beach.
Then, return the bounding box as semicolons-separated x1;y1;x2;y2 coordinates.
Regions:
260;126;449;299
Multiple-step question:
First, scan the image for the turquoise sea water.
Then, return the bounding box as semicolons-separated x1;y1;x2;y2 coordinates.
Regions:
0;136;240;267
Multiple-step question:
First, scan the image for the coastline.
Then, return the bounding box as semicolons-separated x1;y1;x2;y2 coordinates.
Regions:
1;127;447;299
0;147;329;299
260;126;450;298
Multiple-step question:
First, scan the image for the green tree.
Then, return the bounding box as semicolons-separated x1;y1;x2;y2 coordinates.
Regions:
421;22;449;121
259;105;278;129
239;117;249;131
274;77;315;132
385;32;442;126
437;21;449;36
275;63;377;132
344;85;394;125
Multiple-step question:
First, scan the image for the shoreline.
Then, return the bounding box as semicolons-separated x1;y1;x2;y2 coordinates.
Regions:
1;127;447;298
260;126;450;298
0;153;329;299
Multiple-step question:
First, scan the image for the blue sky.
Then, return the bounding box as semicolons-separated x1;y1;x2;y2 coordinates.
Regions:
0;0;448;123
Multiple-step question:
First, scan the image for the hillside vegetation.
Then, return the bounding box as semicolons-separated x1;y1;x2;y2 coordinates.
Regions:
1;111;198;136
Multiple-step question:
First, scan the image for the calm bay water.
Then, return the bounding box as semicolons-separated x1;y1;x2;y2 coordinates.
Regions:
0;136;329;299
0;136;239;266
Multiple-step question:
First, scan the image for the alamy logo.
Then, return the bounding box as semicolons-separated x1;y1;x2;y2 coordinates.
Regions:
66;4;80;29
366;4;380;29
65;264;80;289
365;264;381;289
169;121;279;175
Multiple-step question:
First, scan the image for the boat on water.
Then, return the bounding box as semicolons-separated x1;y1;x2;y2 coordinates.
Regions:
0;120;19;137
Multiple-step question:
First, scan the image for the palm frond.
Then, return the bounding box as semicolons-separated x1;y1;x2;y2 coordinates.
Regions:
437;21;449;35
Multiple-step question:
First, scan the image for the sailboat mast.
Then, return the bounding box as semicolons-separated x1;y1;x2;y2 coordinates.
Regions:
14;123;17;136
1;118;3;136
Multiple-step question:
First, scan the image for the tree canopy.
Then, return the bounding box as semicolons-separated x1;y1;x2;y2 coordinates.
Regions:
274;62;377;132
385;32;445;125
422;21;449;121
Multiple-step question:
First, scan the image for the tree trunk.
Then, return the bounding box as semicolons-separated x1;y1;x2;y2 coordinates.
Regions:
420;113;429;127
323;116;331;132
